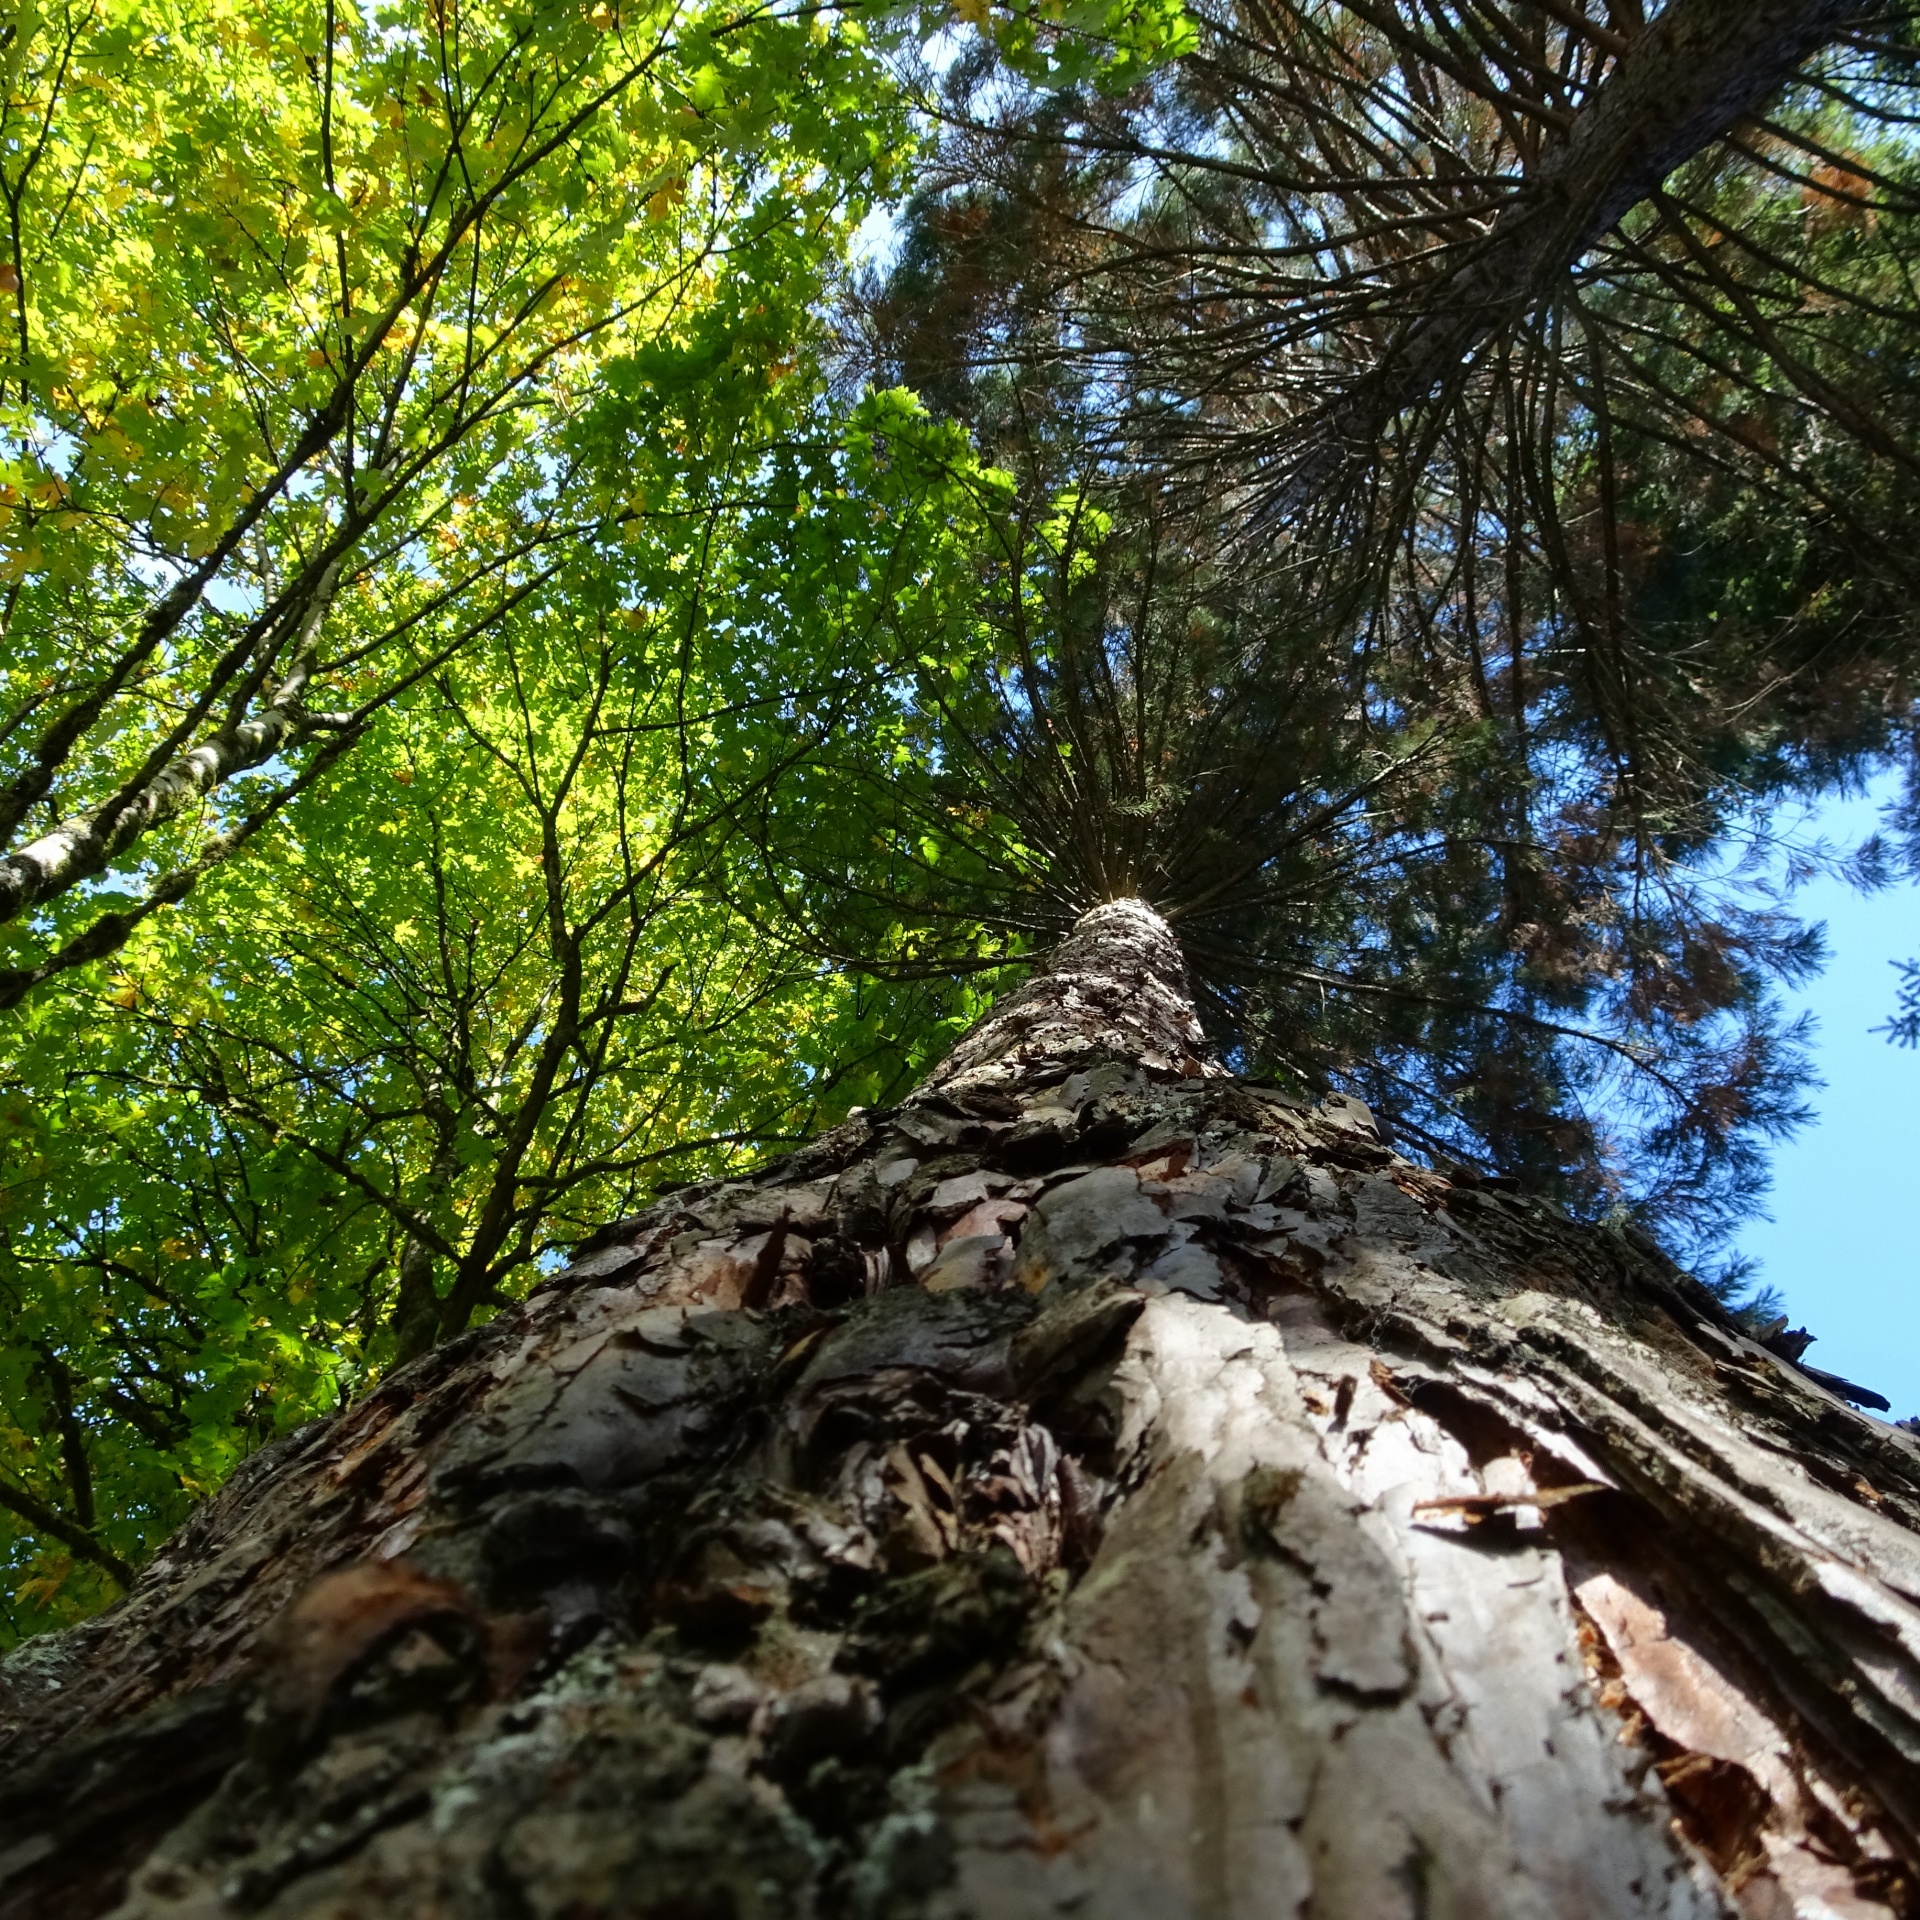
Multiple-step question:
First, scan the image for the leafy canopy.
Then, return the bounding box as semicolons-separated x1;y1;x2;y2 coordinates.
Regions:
0;0;1060;1637
0;0;905;992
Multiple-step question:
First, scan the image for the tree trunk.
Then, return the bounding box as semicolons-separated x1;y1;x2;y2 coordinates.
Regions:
1269;0;1860;518
4;898;1919;1919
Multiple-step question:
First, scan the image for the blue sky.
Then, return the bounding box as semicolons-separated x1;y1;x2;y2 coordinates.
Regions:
1731;778;1919;1419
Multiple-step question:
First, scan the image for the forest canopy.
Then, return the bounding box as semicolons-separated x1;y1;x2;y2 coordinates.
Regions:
1;0;1916;1641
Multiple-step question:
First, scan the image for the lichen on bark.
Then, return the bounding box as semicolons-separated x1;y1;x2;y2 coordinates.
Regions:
3;900;1919;1919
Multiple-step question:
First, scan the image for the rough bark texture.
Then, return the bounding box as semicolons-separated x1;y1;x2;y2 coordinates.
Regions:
5;899;1920;1919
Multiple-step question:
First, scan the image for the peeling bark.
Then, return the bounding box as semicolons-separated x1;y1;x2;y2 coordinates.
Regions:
4;899;1919;1919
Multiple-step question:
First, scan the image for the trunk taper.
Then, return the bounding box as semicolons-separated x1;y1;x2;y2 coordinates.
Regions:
3;901;1917;1918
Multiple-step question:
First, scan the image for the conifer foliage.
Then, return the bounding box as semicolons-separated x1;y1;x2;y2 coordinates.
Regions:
851;0;1920;1236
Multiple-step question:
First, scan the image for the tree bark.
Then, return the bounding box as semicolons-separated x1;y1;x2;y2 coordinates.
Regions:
4;898;1919;1919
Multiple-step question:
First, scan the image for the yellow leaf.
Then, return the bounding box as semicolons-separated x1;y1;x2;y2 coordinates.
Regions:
15;1561;73;1608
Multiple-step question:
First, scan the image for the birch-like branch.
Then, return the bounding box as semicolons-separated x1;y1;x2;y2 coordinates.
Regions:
0;562;342;926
